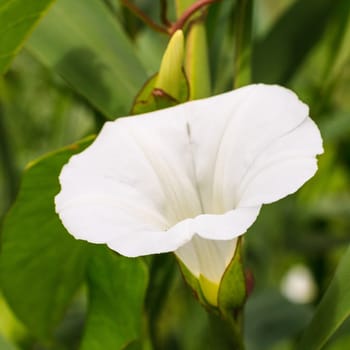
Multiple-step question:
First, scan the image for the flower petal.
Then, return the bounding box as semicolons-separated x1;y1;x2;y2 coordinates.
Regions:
56;107;202;256
237;117;323;206
175;206;260;283
185;84;323;212
191;206;261;240
56;84;322;258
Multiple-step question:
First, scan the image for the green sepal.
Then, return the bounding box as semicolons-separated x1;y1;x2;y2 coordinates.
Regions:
218;238;247;316
131;74;159;115
131;70;189;115
176;238;247;315
155;30;186;101
175;239;247;348
175;255;218;314
131;30;190;115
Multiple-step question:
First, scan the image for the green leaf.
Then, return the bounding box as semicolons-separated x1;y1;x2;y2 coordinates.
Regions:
252;0;334;84
135;29;167;75
145;254;176;322
322;0;350;83
26;0;147;120
206;0;235;94
245;290;312;350
233;0;253;88
0;137;93;340
0;334;17;350
80;246;148;350
314;0;350;112
298;246;350;350
0;0;55;75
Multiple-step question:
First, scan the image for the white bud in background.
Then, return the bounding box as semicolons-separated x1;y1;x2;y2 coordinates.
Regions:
281;264;317;304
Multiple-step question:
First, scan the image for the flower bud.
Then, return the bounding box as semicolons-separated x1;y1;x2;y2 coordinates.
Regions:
177;238;247;314
155;30;185;101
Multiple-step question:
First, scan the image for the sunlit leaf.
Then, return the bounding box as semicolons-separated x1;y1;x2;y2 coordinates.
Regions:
0;0;55;75
0;138;93;340
27;0;147;120
80;246;148;350
298;246;350;350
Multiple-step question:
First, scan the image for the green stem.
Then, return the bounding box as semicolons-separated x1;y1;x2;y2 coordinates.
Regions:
185;21;211;100
233;0;253;88
228;315;245;350
208;311;245;350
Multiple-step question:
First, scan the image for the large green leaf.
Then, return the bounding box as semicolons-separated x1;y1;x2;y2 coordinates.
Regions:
0;138;93;340
245;290;312;350
80;246;148;350
252;0;334;84
0;334;17;350
298;246;350;350
27;0;147;120
0;0;55;75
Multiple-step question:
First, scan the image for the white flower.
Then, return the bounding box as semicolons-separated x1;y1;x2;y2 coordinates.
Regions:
55;84;323;289
281;264;317;304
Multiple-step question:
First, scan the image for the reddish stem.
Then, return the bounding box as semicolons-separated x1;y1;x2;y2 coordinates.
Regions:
121;0;220;36
160;0;171;26
120;0;169;34
170;0;221;34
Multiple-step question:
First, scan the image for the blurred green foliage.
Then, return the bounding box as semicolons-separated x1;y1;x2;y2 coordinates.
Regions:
0;0;350;349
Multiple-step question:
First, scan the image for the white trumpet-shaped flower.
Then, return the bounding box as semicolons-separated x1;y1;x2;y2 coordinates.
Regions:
55;84;323;290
